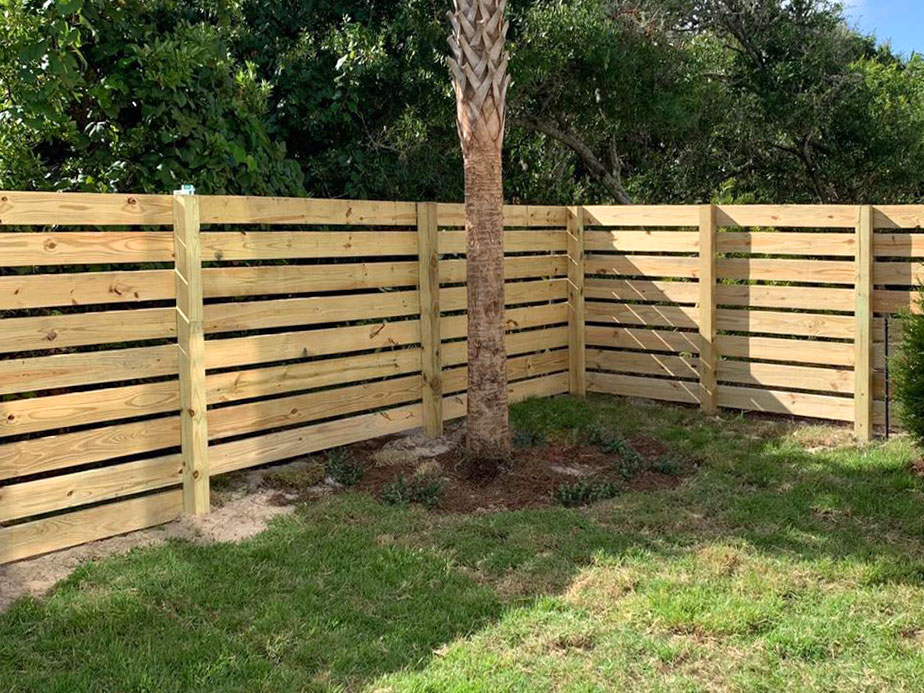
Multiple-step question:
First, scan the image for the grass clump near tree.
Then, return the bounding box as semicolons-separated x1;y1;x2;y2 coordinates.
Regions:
893;288;924;447
324;448;364;486
380;474;446;509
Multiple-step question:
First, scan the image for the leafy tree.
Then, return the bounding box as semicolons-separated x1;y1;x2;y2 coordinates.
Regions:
892;291;924;446
0;0;303;194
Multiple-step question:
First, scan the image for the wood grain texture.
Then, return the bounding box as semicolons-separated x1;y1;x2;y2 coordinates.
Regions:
0;490;181;565
0;192;173;226
586;349;699;379
715;231;855;255
0;270;174;310
584;279;698;305
716;335;854;366
199;196;417;226
417;202;442;436
718;385;854;421
0;231;174;266
715;205;857;228
587;372;701;404
173;194;209;515
716;258;854;284
699;204;718;414
585;255;699;279
582;205;699;227
855;205;874;440
585;325;701;354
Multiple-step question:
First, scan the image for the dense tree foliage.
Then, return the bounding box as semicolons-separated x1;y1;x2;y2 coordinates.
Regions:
1;0;922;202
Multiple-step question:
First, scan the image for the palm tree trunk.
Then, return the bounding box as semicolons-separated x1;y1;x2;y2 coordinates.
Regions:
464;141;508;458
447;0;512;460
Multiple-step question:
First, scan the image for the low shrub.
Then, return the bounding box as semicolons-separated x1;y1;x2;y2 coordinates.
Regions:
893;289;924;448
589;426;645;478
381;475;446;509
325;448;364;486
554;479;621;507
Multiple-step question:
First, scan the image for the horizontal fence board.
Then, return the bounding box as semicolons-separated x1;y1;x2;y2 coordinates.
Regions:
210;405;422;475
584;279;698;305
585;302;698;329
716;231;856;256
442;327;570;367
440;278;568;311
200;196;418;226
439;230;567;254
584;231;698;253
873;233;924;258
0;454;182;523
0;416;179;481
717;385;853;421
585;255;699;279
204;320;420;371
0;232;174;266
442;350;569;394
0;307;175;354
436;203;568;228
872;206;924;230
440;255;568;283
203;291;419;335
0;490;181;564
717;361;854;394
1;270;174;310
0;192;173;226
582;205;699;227
0;344;177;396
717;335;854;366
587;372;701;404
209;375;421;441
441;304;569;341
201;231;417;261
586;326;701;354
201;262;419;298
873;289;919;314
716;258;854;284
716;284;855;312
587;349;699;379
715;205;857;228
716;309;855;339
207;349;421;405
874;262;924;286
444;373;570;420
0;380;179;438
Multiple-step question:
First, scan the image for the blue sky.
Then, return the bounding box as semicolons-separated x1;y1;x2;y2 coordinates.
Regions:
844;0;922;55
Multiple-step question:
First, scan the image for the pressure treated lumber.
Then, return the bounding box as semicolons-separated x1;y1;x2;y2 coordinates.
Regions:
417;202;442;436
173;194;209;515
567;206;586;395
855;205;874;440
698;204;717;414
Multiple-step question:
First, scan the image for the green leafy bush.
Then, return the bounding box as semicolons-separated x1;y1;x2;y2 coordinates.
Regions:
892;290;924;447
324;449;364;486
554;479;621;507
589;426;644;478
381;475;445;509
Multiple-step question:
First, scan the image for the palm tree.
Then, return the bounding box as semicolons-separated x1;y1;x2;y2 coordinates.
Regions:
447;0;511;461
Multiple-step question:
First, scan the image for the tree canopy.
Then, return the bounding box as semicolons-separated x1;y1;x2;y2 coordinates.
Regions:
1;0;922;203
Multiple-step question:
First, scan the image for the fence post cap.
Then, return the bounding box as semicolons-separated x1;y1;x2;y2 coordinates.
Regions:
173;185;196;196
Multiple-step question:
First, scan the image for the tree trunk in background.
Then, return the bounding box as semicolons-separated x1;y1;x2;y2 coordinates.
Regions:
447;0;511;460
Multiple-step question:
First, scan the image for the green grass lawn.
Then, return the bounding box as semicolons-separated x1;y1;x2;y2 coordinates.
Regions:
3;394;924;692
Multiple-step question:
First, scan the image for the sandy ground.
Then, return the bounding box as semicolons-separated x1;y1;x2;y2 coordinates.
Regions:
0;489;298;612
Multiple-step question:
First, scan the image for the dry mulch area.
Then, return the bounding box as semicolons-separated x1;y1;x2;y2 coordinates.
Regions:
342;431;686;514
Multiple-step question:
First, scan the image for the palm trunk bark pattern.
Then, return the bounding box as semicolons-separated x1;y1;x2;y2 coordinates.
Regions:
448;0;511;458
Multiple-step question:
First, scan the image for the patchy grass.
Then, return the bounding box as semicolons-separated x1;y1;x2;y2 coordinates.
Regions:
3;394;924;691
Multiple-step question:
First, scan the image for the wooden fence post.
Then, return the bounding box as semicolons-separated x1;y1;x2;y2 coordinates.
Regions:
567;206;586;396
698;203;718;415
173;193;210;515
854;204;874;441
417;202;443;437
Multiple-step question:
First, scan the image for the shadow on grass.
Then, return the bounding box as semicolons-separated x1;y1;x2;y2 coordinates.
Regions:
2;394;924;691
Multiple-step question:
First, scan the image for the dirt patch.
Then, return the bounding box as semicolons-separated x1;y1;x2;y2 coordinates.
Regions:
345;424;687;514
0;490;295;612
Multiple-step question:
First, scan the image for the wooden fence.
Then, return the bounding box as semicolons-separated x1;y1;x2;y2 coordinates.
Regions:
1;193;922;563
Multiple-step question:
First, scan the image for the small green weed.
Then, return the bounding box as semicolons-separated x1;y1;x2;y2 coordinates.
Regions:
325;448;364;486
263;461;326;490
554;479;621;507
381;475;446;509
589;426;645;478
512;428;546;448
652;456;681;475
